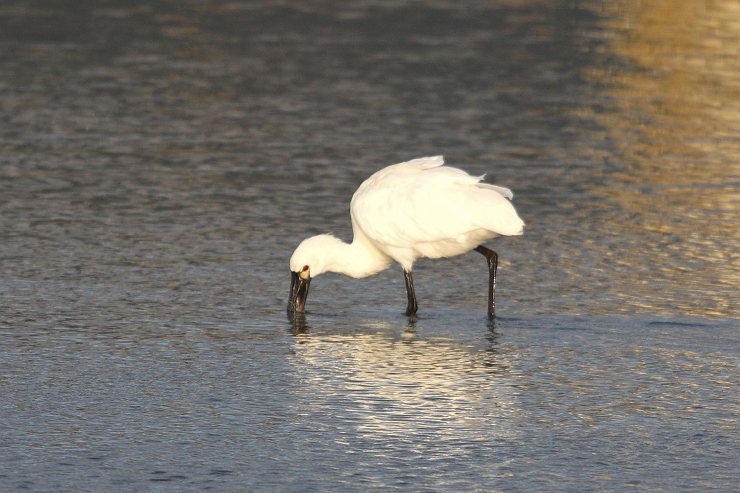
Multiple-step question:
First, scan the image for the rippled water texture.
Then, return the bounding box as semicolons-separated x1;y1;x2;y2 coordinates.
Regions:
1;1;738;491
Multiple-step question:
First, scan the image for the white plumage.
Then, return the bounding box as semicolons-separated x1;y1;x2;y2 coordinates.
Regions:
288;156;524;317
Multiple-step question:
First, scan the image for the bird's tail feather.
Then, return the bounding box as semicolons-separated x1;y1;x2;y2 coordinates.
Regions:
477;182;514;200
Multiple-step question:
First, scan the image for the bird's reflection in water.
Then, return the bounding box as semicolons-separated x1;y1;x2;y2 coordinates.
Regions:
286;314;521;444
288;312;310;336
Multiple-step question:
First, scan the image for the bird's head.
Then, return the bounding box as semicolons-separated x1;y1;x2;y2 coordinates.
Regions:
287;234;340;315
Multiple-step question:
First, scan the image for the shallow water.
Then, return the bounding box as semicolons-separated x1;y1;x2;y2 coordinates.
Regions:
1;0;738;491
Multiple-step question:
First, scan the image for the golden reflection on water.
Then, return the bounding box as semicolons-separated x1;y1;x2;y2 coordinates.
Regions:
585;0;740;317
289;324;522;444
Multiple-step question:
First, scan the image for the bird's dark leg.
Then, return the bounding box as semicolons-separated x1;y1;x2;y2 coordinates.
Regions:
403;269;418;316
475;245;498;318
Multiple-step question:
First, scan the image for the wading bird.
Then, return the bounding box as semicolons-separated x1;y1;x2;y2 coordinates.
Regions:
288;156;524;318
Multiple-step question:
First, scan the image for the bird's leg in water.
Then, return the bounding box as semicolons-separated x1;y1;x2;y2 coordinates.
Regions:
475;246;498;318
403;269;418;316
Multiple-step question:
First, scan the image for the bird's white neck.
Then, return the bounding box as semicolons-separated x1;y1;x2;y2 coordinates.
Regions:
291;224;393;279
304;221;392;278
325;227;392;279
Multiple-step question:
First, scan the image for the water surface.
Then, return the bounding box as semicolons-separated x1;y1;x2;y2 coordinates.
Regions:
1;0;738;491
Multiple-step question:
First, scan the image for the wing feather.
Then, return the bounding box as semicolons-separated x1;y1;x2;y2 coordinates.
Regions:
351;158;523;254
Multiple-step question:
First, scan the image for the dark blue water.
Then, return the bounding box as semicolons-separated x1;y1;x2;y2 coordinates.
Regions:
1;1;738;491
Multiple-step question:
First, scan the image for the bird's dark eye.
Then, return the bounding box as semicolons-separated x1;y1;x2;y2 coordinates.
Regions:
302;265;309;272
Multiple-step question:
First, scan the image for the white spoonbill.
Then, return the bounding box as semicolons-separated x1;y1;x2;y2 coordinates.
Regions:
288;156;524;318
